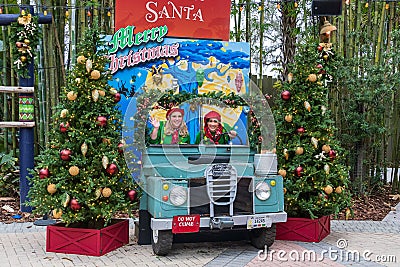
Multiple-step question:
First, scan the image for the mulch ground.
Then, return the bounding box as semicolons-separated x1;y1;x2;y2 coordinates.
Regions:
1;187;399;224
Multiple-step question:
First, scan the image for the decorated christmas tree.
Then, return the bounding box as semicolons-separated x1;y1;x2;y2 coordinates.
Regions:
28;23;139;228
273;33;352;219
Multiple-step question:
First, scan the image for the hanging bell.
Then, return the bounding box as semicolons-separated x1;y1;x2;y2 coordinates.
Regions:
320;20;337;35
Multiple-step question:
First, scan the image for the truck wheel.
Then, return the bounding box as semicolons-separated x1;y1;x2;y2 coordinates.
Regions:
250;224;276;249
151;229;173;256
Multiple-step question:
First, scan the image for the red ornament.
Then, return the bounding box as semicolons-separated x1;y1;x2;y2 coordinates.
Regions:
114;93;121;103
316;64;323;69
295;166;303;177
296;127;305;134
329;150;336;160
317;45;323;51
117;143;124;154
16;42;23;48
59;122;69;133
70;198;81;211
97;116;107;127
60;149;72;161
39;168;50;179
281;90;291;101
127;190;137;201
106;163;118;175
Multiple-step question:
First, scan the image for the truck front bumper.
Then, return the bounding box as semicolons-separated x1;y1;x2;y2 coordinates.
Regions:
151;212;287;231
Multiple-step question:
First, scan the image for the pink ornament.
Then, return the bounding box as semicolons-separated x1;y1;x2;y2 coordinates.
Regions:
97;116;107;127
127;190;137;201
295;166;303;177
60;149;72;161
296;127;305;134
114;93;121;103
118;143;124;154
281;90;291;101
39;168;50;179
70;198;81;211
106;163;118;175
59;122;69;133
329;150;336;160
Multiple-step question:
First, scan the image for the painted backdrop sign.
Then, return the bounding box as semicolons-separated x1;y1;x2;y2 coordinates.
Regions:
106;24;250;145
115;0;231;41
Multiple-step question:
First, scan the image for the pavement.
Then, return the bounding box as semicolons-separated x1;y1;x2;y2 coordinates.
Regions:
0;203;399;267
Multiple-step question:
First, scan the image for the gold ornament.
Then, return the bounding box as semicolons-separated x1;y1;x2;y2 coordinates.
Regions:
102;138;111;145
77;55;86;64
81;142;88;156
304;101;311;112
69;166;80;176
67;91;77;101
324;164;330;174
63;193;70;207
86;59;93;72
287;73;293;83
324;185;333;194
322;144;331;153
283;149;289;160
102;155;109;169
311;137;318;149
92;90;99;102
278;169;287;177
323;54;329;61
307;74;317;82
335;186;342;194
102;187;112;198
109;88;118;95
283;188;287;194
284;114;293;122
47;184;57;194
60;109;68;118
90;70;101;80
295;147;304;155
52;209;62;219
98;90;106;97
95;188;102;199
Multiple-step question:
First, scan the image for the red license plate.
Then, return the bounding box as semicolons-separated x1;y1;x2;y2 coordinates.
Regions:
172;215;200;234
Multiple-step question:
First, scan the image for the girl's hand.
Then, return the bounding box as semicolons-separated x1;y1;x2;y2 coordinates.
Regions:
228;130;237;139
149;117;160;129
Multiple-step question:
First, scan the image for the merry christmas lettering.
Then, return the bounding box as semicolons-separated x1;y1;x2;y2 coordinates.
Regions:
145;1;204;23
108;43;179;74
109;25;168;54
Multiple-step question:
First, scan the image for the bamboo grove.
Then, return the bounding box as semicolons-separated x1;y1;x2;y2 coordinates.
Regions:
0;0;399;194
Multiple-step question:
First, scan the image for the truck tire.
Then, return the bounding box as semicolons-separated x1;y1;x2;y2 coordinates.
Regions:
249;224;276;249
151;229;173;256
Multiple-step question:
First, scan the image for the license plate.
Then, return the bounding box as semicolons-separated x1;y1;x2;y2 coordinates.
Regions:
247;215;272;229
172;215;200;234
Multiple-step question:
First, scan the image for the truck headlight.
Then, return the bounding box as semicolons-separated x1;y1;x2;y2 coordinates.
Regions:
255;181;271;200
169;186;187;206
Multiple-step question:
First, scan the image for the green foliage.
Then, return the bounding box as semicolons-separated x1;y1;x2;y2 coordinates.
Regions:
273;35;352;219
0;153;19;197
27;22;139;228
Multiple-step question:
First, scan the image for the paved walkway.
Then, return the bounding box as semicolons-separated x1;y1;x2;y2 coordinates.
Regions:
0;203;399;267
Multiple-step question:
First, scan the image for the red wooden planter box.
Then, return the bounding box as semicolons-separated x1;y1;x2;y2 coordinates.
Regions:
46;219;129;256
276;215;330;242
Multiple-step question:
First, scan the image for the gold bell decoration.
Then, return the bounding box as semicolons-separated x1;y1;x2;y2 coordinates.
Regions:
304;101;311;112
92;89;99;102
81;142;88;156
320;19;337;43
102;155;109;169
86;59;93;73
311;137;318;149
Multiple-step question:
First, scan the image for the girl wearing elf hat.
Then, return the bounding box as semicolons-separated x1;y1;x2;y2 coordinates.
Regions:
148;107;190;145
195;110;237;145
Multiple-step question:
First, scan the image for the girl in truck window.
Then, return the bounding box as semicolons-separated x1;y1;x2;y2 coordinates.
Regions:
195;111;237;145
148;107;190;145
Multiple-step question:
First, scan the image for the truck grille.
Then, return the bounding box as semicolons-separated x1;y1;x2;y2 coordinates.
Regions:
205;164;237;206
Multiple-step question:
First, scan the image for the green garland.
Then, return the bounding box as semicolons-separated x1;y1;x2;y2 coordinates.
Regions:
131;89;264;151
10;9;41;78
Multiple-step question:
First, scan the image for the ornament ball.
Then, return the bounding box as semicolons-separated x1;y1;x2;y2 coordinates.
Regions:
127;190;137;201
97;116;107;127
60;149;72;161
295;166;303;177
39;168;50;179
114;93;121;103
70;198;81;211
106;163;118;175
296;127;305;134
329;150;336;160
281;90;291;101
